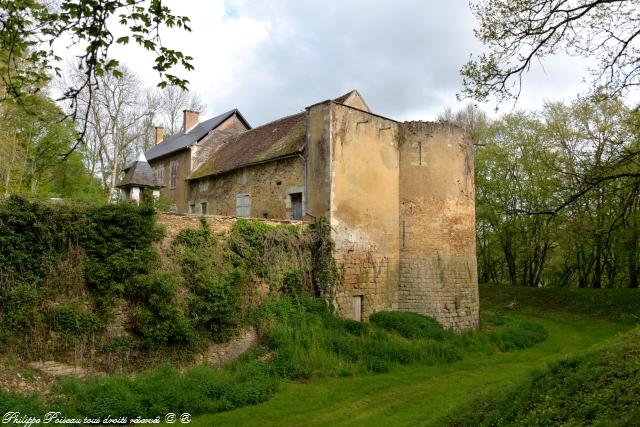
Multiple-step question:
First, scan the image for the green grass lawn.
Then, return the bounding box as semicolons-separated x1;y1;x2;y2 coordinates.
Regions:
192;287;633;427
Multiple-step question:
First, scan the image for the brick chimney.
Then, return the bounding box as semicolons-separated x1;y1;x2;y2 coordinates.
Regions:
183;110;199;133
155;126;164;145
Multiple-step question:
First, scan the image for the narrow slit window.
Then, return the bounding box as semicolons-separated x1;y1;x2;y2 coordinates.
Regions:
353;295;363;322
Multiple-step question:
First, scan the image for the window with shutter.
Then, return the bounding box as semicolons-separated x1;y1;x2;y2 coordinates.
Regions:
235;194;251;217
154;166;164;185
169;161;178;189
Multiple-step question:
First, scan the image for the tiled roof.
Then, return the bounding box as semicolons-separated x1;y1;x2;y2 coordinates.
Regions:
189;112;306;180
117;154;163;188
144;109;249;162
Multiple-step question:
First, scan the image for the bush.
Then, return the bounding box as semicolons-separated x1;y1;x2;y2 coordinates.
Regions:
174;221;245;343
370;311;452;341
489;320;548;352
48;302;98;335
77;203;163;304
128;272;195;347
52;362;277;418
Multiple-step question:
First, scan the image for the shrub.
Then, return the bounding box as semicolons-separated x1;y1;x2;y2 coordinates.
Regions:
489;320;548;351
128;272;195;347
48;302;98;335
369;311;452;341
174;221;245;342
53;362;277;418
77;203;163;304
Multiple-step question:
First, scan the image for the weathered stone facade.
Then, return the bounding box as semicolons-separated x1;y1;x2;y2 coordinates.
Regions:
397;122;479;331
152;91;479;331
326;103;400;321
187;157;304;218
143;113;249;213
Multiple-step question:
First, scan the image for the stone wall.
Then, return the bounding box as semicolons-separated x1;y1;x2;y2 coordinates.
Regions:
157;212;305;240
186;156;304;219
397;121;479;331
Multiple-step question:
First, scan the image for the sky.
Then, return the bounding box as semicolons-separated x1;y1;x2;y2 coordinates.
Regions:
100;0;601;127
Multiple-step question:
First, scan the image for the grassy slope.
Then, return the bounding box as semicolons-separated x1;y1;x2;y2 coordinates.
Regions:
447;329;640;426
193;286;634;427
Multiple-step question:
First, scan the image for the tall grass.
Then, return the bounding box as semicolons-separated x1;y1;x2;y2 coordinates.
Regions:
0;297;548;419
261;297;547;378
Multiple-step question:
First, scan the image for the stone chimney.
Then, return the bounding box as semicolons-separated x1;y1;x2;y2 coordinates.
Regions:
183;110;199;133
155;126;164;145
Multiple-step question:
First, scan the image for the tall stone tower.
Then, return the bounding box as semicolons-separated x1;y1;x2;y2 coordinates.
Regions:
304;98;479;331
397;122;479;331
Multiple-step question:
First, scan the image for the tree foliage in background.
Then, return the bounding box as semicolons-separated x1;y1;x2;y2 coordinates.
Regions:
0;0;193;105
66;63;208;201
462;0;640;102
464;95;640;288
0;91;103;201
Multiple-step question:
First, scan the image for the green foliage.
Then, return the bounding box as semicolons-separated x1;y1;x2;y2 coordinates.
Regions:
0;389;47;416
489;320;548;352
0;196;74;283
52;362;276;419
174;219;245;343
0;0;193;104
0;91;104;201
0;196;78;344
48;302;98;335
0;197;170;353
447;329;640;426
174;217;212;247
474;96;640;289
228;219;273;264
369;311;452;341
260;297;547;380
77;203;163;303
128;272;195;347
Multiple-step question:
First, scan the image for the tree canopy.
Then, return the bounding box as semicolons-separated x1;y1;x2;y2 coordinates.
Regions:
461;0;640;102
0;0;193;108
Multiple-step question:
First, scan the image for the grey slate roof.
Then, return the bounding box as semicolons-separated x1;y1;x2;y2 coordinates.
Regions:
117;154;163;188
145;109;249;162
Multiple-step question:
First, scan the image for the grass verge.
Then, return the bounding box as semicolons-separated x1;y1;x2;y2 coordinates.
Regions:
446;328;640;426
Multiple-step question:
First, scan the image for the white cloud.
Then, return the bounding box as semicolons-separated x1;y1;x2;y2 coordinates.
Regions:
56;0;629;126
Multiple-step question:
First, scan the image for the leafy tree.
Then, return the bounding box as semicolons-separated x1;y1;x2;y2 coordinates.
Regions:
0;0;193;104
0;91;103;200
462;0;640;102
468;95;640;287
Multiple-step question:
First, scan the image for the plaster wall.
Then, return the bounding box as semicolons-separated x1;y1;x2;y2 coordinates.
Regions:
305;102;332;219
329;103;400;320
